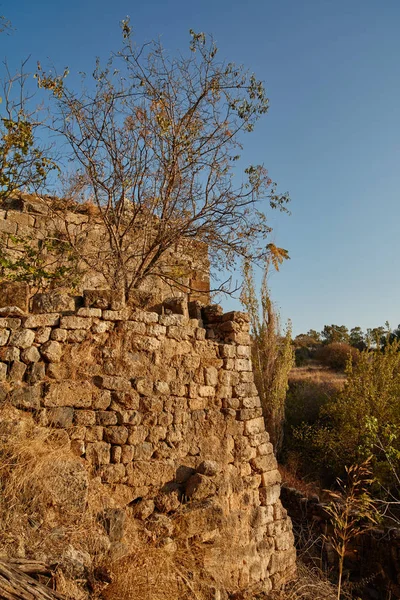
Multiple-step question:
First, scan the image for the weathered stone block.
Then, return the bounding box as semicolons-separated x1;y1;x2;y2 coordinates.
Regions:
44;381;92;408
97;410;118;426
0;282;29;311
32;292;75;314
251;454;278;474
185;473;217;501
83;289;112;309
92;389;112;410
77;307;102;317
85;441;111;465
9;384;41;410
111;445;122;463
0;317;21;330
0;329;10;346
259;485;281;507
9;329;35;349
0;362;7;380
85;426;104;441
99;463;125;483
50;328;68;342
60;316;92;330
24;314;60;328
104;426;129;445
47;406;75;428
9;360;27;382
74;410;96;426
40;340;63;363
244;417;266;436
20;346;41;364
35;327;51;343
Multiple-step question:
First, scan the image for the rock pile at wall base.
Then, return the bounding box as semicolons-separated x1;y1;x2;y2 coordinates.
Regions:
0;285;296;597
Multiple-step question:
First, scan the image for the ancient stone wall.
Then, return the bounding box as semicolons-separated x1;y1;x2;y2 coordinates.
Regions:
0;194;210;305
0;288;296;595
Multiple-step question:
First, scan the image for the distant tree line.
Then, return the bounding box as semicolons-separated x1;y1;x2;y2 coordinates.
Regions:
293;323;400;369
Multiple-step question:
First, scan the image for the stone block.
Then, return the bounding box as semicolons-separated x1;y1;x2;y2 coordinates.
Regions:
83;289;112;309
134;442;154;460
259;484;281;507
74;410;96;426
85;441;111;465
92;389;112;409
32;292;75;314
24;313;60;328
40;340;62;363
185;473;217;501
251;454;278;474
244;417;266;436
21;346;41;364
85;426;104;441
198;385;214;397
0;282;28;312
102;309;130;321
119;321;146;335
9;329;35;349
205;366;218;386
0;318;21;330
97;410;118;426
67;329;88;343
99;464;126;483
104;426;129;445
9;384;41;410
47;406;75;428
121;445;135;463
9;360;27;382
51;328;68;342
111;445;122;463
0;329;10;346
131;310;159;324
97;376;131;392
60;316;92;330
77;307;102;317
35;327;51;343
27;361;45;384
134;377;154;396
43;381;92;408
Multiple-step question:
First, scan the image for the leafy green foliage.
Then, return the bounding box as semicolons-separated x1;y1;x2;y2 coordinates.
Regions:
0;233;79;290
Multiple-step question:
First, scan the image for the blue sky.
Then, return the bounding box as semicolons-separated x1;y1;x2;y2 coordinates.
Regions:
2;0;399;335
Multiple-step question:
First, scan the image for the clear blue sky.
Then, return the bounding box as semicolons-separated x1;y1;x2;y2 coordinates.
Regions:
2;0;400;335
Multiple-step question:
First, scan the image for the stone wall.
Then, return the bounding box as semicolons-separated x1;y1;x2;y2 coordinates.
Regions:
0;288;296;595
0;194;210;305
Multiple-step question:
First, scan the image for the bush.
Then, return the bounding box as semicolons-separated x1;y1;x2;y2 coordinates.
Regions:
315;343;359;371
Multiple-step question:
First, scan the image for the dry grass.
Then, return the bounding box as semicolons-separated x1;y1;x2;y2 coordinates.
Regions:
279;464;321;498
103;540;220;600
264;560;343;600
288;363;346;388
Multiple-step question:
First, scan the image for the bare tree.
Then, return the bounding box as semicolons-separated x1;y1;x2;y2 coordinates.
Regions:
38;24;290;298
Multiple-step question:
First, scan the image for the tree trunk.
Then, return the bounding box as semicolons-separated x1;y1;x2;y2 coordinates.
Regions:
0;559;65;600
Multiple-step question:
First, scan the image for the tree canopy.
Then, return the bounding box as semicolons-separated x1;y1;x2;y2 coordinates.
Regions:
34;24;290;295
